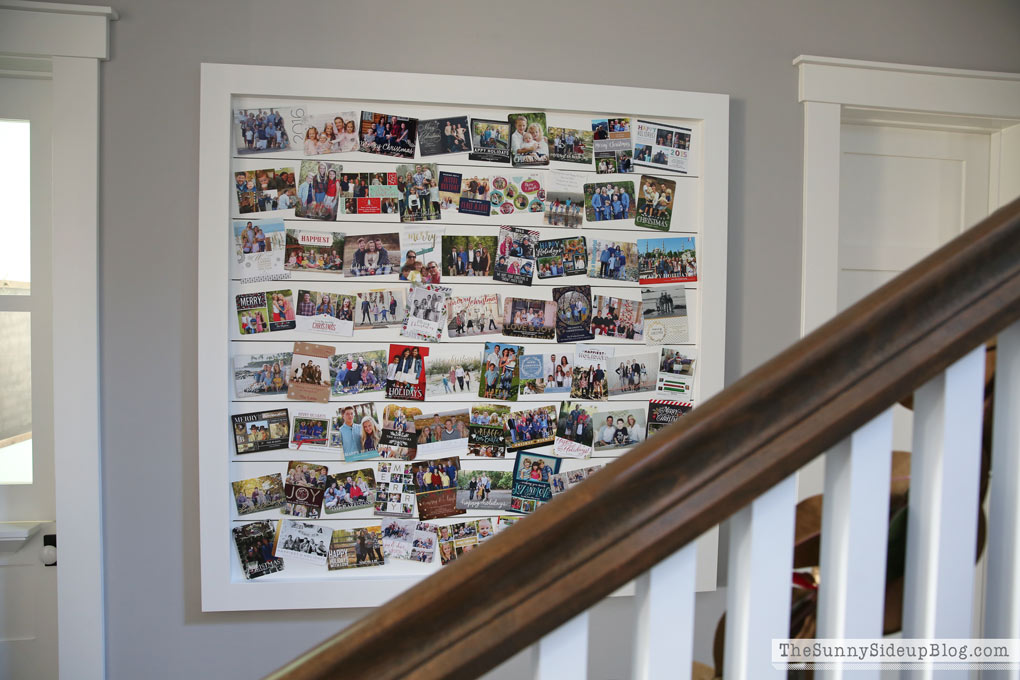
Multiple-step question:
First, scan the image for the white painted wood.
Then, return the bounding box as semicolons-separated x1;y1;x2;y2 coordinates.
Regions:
993;123;1020;208
795;56;1020;120
0;5;115;60
902;347;985;647
836;124;990;312
816;409;893;680
199;64;730;611
800;101;842;336
50;54;105;680
724;474;797;680
534;611;589;680
631;542;697;680
984;320;1020;640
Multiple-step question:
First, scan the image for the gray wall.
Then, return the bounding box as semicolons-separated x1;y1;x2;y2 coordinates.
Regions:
80;0;1020;677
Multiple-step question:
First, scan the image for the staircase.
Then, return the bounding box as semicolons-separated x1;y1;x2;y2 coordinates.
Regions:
265;196;1020;679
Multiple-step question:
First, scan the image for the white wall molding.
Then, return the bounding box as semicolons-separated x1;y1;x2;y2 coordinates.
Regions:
1;3;116;679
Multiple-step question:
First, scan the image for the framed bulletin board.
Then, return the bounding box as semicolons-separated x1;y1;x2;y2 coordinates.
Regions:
198;64;728;612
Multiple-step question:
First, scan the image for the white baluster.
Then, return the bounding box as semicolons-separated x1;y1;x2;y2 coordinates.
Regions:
985;321;1020;640
631;542;697;680
816;409;894;680
902;347;985;676
534;611;589;680
725;474;797;679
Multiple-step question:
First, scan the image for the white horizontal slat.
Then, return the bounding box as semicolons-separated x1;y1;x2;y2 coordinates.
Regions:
985;320;1020;639
534;611;589;680
816;409;893;680
724;474;797;680
902;346;985;647
632;542;696;680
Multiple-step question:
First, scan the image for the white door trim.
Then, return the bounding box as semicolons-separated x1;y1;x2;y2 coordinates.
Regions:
795;55;1020;335
0;3;116;679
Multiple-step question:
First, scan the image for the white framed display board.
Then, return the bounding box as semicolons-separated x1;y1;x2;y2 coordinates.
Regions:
198;64;729;612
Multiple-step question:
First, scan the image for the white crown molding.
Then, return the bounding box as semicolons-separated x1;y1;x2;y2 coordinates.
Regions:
794;55;1020;83
0;1;117;60
795;55;1020;121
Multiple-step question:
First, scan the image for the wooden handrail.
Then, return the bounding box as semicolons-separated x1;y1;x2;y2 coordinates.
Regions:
267;196;1020;680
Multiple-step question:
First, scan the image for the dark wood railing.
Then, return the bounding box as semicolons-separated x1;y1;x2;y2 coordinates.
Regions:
267;196;1020;680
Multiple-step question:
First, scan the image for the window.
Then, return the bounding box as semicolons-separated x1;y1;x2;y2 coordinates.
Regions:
0;119;33;483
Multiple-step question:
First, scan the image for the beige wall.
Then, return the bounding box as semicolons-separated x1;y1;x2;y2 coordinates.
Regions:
78;0;1020;676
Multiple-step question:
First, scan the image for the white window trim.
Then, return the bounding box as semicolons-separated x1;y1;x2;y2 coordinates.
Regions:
0;3;116;679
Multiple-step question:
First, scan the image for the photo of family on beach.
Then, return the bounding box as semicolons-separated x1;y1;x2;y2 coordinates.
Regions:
330;350;386;397
641;285;690;343
234;108;291;154
584;180;636;222
425;348;481;397
232;474;285;516
544;192;585;228
637;236;698;283
234;352;292;397
508;112;550;167
469;118;510;163
343;233;399;277
592;295;644;341
359;111;418;158
301;111;359;155
417;116;472;156
588;239;639;282
294;161;341;220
